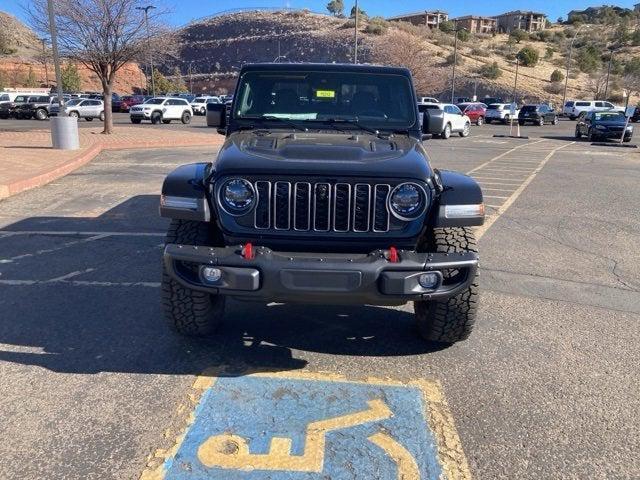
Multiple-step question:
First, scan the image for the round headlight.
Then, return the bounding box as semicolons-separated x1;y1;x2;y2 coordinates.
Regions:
389;183;427;220
220;178;255;214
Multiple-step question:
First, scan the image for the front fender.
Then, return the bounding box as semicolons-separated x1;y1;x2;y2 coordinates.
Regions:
434;169;485;227
159;163;212;222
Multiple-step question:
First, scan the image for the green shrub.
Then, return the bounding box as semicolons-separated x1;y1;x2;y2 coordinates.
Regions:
457;29;470;41
478;61;502;79
550;69;564;82
364;17;387;35
544;46;555;60
517;46;539;66
439;21;455;34
632;29;640;46
445;52;464;65
509;28;529;43
471;47;489;57
575;45;602;73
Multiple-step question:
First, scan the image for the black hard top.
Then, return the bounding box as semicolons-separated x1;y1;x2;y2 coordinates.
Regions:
239;62;412;76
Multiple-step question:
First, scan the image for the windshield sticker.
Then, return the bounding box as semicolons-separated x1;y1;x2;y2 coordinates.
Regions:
315;90;336;99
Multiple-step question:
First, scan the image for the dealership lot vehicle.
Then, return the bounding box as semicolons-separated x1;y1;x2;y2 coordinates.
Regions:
13;95;71;120
575;110;633;142
161;63;483;344
457;102;487;125
50;98;105;121
119;94;146;112
0;94;32;119
130;97;193;124
566;100;623;120
485;103;519;124
420;103;472;138
518;104;558;126
190;96;221;115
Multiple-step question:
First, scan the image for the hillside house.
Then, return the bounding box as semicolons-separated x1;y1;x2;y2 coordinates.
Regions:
494;10;546;33
387;10;448;28
452;15;497;34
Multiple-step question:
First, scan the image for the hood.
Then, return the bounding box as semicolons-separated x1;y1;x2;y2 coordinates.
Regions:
213;131;432;180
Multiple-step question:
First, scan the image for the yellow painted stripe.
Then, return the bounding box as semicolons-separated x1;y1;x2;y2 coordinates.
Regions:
369;431;421;480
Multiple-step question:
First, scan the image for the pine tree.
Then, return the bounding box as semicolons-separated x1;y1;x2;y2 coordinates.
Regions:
61;63;82;92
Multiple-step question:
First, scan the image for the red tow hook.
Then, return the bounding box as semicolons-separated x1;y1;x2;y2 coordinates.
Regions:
388;246;399;263
241;242;254;260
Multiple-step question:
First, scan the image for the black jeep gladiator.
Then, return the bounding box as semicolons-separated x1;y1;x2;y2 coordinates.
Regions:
160;63;484;344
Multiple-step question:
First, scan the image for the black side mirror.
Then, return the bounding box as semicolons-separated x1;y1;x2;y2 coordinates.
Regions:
207;103;227;129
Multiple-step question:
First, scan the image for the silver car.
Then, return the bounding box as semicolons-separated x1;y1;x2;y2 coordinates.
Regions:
50;98;105;121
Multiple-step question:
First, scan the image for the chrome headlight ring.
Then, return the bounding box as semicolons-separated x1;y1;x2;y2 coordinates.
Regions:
218;178;256;216
388;182;429;221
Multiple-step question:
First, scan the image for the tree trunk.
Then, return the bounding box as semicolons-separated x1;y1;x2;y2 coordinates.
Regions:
102;79;113;134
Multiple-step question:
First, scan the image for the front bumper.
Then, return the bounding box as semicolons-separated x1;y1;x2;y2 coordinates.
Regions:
163;244;478;305
130;111;151;119
593;129;632;140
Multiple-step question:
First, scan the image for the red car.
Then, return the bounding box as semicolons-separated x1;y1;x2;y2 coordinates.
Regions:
120;95;145;112
457;102;487;126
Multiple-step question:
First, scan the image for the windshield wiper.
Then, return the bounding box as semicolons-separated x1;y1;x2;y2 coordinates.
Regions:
259;115;309;132
323;117;381;136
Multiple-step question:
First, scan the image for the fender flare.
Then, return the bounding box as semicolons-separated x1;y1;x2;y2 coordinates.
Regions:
159;163;212;222
433;169;485;227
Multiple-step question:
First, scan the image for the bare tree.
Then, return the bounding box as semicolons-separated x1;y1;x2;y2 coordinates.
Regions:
370;30;446;94
27;0;171;134
586;69;608;99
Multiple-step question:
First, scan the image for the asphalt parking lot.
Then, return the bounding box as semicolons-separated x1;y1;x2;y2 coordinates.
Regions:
0;119;639;479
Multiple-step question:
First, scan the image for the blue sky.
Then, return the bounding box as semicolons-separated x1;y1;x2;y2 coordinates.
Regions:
3;1;639;26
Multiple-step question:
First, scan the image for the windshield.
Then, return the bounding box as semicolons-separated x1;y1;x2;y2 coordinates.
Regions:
234;70;417;129
594;112;625;121
145;98;165;105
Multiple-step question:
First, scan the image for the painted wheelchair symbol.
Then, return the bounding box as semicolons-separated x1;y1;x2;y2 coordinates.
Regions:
197;399;419;478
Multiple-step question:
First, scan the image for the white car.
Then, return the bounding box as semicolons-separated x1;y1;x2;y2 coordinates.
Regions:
418;96;439;104
50;98;105;121
421;103;471;139
485;103;519;124
129;97;193;124
190;96;221;115
565;100;623;120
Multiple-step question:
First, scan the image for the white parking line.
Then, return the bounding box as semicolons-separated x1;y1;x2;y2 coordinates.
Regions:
0;230;165;237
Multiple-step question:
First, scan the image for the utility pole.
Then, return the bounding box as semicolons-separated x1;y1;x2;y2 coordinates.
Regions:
40;38;49;87
136;5;156;97
46;0;64;113
451;22;466;103
354;0;359;64
562;24;585;111
512;56;520;103
603;47;614;100
188;62;193;95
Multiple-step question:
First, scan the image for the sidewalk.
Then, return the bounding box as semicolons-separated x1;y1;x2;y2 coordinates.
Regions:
0;127;223;199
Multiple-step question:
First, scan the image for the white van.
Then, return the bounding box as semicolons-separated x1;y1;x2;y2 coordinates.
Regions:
566;100;623;120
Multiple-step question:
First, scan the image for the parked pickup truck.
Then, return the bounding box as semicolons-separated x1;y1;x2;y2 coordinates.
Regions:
159;63;484;344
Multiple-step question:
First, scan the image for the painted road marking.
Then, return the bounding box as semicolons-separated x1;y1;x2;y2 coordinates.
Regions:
140;371;471;480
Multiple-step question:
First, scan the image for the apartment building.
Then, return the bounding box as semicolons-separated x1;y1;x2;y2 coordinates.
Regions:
452;15;497;34
494;10;546;33
387;10;449;28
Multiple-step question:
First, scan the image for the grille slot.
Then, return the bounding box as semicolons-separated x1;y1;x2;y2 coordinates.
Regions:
253;181;393;233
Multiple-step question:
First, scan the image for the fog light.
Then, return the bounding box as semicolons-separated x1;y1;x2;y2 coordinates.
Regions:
200;266;222;283
418;272;440;289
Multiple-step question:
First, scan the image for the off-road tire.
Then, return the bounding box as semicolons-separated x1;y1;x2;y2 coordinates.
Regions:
161;219;226;336
414;227;479;344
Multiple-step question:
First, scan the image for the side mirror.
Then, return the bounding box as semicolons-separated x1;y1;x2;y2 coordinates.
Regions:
207;103;227;129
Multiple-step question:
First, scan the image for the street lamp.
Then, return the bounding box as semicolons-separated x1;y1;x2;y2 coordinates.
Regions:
354;0;359;64
603;45;616;100
561;24;587;111
450;22;468;103
136;5;156;97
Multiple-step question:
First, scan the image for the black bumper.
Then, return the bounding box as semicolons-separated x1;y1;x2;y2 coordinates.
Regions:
163;244;478;306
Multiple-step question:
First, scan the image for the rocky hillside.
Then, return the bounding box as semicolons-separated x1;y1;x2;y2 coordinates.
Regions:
0;11;144;93
169;9;637;104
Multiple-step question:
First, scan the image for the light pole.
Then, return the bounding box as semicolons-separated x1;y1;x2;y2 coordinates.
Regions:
562;24;586;111
603;46;615;100
512;56;520;103
450;22;467;103
354;0;359;64
136;5;156;97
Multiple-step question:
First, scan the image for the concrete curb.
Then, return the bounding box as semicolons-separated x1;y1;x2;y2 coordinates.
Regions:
0;139;219;200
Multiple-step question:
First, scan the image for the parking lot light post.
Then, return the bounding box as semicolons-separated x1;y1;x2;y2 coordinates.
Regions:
136;5;156;97
450;23;466;104
562;24;586;111
604;46;615;100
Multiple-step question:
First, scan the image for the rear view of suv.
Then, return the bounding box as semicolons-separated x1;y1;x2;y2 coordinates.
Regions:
518;104;558;126
485;103;519;124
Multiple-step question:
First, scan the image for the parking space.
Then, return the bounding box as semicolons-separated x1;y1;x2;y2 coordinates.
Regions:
0;123;639;479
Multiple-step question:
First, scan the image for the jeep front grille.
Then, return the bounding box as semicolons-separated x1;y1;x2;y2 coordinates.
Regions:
253;181;390;233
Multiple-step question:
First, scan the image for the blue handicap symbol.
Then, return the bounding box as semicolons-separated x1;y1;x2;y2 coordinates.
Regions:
158;373;459;479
